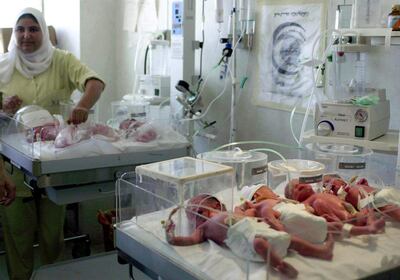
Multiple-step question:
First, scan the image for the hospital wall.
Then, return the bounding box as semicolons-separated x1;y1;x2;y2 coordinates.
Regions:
44;0;80;58
81;0;117;122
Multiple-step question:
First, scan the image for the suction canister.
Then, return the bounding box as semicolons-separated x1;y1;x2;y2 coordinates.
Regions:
306;143;372;181
268;159;325;192
197;148;268;189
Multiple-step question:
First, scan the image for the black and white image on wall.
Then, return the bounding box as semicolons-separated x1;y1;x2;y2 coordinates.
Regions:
272;22;306;93
257;4;322;108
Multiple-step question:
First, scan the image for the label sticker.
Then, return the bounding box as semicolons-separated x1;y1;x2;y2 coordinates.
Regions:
338;162;366;170
252;165;268;175
299;174;322;184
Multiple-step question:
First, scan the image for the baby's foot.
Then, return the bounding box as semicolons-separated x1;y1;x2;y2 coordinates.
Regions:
369;217;385;234
277;261;298;279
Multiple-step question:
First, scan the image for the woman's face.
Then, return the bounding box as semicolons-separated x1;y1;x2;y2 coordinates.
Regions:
15;17;43;53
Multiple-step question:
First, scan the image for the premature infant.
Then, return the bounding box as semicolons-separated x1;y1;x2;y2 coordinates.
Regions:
323;175;400;222
165;194;335;278
239;184;328;244
285;179;386;237
165;194;297;278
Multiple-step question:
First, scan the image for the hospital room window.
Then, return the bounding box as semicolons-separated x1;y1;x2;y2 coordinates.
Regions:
0;0;42;27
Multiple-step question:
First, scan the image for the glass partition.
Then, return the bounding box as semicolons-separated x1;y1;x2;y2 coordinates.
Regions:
0;114;36;159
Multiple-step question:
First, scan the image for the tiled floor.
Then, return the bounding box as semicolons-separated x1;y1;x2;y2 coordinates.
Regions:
0;242;107;280
31;251;153;280
0;242;152;280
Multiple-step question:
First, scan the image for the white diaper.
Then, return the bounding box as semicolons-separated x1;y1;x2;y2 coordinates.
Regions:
273;202;327;244
225;217;291;262
373;188;400;208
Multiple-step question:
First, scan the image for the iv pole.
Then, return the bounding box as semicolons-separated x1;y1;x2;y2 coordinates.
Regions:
229;0;238;143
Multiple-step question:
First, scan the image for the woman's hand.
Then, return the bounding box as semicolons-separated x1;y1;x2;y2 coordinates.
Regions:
3;95;23;115
67;79;104;125
67;106;89;125
0;171;16;206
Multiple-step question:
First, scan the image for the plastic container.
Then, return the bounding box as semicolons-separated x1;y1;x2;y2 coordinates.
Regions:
14;105;54;128
353;53;366;97
352;0;383;28
137;75;171;104
197;148;268;189
114;100;149;121
306;143;373;181
149;40;170;76
123;157;235;236
268;159;325;192
108;100;150;128
116;167;260;279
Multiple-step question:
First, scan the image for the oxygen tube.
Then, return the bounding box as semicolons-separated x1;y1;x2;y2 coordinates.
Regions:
296;30;337;147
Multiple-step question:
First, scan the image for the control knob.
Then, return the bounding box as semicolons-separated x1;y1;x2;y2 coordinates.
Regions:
317;121;334;136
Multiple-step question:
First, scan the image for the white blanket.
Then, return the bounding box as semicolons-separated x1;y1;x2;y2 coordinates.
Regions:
122;213;400;280
2;131;188;160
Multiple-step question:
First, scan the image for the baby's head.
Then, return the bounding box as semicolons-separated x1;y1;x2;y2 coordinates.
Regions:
241;184;278;203
186;194;226;227
285;179;314;202
355;177;370;187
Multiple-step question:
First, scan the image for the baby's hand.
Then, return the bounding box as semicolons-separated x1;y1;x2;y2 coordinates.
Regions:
164;220;176;242
244;208;256;217
165;220;175;232
245;200;255;208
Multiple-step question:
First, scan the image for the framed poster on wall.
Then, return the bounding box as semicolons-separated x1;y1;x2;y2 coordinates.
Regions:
253;0;327;111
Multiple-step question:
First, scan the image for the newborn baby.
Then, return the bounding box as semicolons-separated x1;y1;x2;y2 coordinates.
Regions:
239;184;328;244
119;118;157;143
165;194;297;278
323;175;400;222
286;179;386;237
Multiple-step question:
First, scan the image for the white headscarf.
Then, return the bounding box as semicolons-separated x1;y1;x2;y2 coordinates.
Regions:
0;7;54;83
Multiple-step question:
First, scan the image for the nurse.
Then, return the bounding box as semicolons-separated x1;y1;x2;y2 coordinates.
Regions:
0;7;105;280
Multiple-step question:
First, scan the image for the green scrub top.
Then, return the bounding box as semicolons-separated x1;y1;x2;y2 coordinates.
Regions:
0;48;105;196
